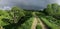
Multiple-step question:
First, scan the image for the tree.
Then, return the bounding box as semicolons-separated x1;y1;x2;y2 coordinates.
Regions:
0;10;11;29
44;3;60;16
46;4;53;15
52;3;58;15
9;7;25;23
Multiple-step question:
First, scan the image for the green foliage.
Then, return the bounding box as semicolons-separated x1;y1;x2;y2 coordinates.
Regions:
36;23;42;29
17;17;34;29
24;10;33;17
0;7;34;29
0;4;60;29
0;10;11;26
9;7;25;23
39;16;60;29
35;12;45;16
45;16;60;26
44;3;60;16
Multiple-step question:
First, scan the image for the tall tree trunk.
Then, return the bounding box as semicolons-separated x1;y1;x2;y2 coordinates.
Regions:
14;12;17;23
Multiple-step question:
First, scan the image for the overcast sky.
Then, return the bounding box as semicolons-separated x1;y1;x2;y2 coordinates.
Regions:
0;0;60;10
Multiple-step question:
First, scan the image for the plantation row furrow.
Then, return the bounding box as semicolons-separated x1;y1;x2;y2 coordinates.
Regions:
39;17;60;29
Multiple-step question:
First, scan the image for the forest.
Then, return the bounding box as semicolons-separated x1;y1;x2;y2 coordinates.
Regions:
0;3;60;29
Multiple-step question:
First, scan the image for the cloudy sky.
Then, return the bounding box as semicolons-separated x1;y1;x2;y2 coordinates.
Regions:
0;0;60;10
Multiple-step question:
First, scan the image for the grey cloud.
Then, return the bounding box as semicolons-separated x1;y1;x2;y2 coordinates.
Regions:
0;0;60;10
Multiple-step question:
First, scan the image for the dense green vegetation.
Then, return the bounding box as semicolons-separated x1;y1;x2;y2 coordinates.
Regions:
17;17;34;29
0;3;60;29
45;16;60;26
44;4;60;15
39;17;60;29
36;3;60;29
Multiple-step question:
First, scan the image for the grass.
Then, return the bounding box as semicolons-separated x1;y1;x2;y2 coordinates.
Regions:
45;16;60;26
36;23;42;29
39;16;60;29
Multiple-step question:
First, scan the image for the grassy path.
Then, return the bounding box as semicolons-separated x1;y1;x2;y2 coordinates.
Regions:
31;17;48;29
31;17;38;29
37;17;47;29
31;12;48;29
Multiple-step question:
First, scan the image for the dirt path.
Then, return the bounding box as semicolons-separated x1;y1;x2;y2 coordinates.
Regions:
31;17;47;29
37;17;47;29
31;17;38;29
31;12;47;29
0;27;4;29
